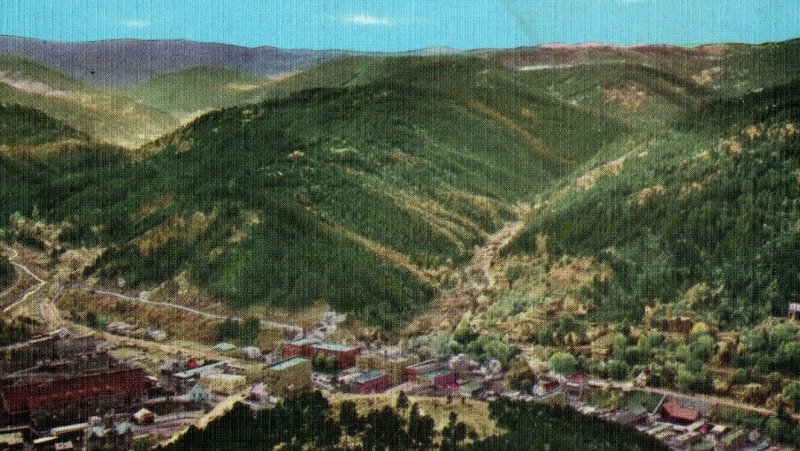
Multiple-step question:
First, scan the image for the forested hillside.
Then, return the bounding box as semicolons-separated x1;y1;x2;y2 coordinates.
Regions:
507;80;800;327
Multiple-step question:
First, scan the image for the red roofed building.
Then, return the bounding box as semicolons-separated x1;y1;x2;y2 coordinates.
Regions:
661;399;699;424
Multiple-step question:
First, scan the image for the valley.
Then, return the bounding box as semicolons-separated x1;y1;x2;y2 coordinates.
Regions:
0;35;799;449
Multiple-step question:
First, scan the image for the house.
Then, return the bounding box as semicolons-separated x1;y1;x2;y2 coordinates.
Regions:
661;399;700;424
200;373;247;395
0;431;23;450
85;421;132;451
309;342;361;369
50;423;87;448
264;357;312;396
54;441;74;450
534;379;562;398
566;373;588;395
147;328;168;342
189;383;212;404
213;342;237;352
789;302;800;319
132;408;155;425
351;370;391;394
449;354;480;378
242;346;262;360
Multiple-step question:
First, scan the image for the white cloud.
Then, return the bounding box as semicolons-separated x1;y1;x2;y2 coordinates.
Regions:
122;19;150;28
347;14;393;26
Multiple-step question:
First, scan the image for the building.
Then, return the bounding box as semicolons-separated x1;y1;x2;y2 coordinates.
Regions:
281;338;360;369
213;342;237;353
449;354;480;379
242;346;262;360
85;420;132;451
165;361;227;394
789;302;800;319
661;399;699;424
351;370;391;394
264;357;312;396
282;338;319;359
0;368;146;427
132;408;155;425
406;359;446;382
147;329;168;342
0;431;23;450
357;351;418;385
200;373;247;395
418;368;456;389
189;384;212;404
308;342;361;370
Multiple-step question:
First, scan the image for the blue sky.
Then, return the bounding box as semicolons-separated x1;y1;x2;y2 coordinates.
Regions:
1;1;798;51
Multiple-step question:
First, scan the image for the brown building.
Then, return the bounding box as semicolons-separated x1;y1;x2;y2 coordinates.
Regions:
1;368;146;427
282;339;360;370
264;357;312;396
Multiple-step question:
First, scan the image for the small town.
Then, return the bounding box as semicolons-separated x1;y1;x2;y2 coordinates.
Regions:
0;307;792;451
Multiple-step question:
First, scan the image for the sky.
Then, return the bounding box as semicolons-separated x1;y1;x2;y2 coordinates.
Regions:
0;0;798;51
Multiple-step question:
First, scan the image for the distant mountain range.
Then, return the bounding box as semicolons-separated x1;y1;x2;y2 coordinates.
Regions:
0;35;351;86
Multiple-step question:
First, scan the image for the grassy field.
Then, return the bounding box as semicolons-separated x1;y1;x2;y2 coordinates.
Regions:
326;392;503;439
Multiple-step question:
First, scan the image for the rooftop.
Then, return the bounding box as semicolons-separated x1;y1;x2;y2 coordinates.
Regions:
287;338;319;347
354;370;386;384
421;368;452;379
173;361;226;379
213;342;237;352
269;357;309;371
312;342;359;352
202;373;246;381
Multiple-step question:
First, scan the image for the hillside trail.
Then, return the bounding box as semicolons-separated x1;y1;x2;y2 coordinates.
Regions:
405;202;533;334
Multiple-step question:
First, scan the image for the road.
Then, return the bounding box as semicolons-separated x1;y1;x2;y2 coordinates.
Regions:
1;243;46;313
65;284;302;333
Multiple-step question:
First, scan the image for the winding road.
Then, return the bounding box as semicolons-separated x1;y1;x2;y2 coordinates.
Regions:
1;243;46;313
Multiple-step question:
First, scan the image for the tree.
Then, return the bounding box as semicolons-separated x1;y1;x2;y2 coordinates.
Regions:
690;334;717;362
782;381;800;412
548;352;577;376
606;359;629;381
362;406;409;450
339;400;363;437
414;415;436;449
241;317;260;344
441;411;468;451
85;311;98;328
612;333;628;359
396;391;409;410
324;355;337;373
408;403;436;450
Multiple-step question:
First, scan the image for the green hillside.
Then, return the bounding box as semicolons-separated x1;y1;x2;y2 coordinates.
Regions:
128;67;266;117
507;80;800;327
0;103;87;146
1;56;625;328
